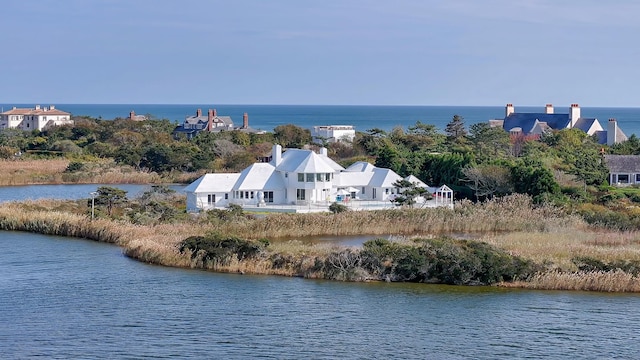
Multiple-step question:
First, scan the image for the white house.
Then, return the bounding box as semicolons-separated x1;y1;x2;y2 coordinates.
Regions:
185;145;448;212
0;105;72;131
312;125;356;143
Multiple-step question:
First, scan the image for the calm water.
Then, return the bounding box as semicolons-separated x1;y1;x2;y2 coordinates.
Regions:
2;231;640;359
0;183;184;203
5;103;640;135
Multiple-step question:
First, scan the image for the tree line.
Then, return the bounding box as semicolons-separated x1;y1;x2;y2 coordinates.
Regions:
2;113;640;204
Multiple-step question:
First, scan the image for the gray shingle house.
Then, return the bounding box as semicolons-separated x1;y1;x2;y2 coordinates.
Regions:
603;155;640;186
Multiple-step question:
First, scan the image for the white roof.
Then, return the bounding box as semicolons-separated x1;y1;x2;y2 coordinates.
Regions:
183;173;240;193
335;171;374;187
234;163;285;190
276;149;342;173
344;161;376;172
369;168;402;188
405;175;429;188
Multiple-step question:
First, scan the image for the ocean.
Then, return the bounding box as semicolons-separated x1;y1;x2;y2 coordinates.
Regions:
4;103;640;136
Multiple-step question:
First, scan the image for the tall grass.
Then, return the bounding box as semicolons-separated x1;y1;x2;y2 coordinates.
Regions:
4;195;640;292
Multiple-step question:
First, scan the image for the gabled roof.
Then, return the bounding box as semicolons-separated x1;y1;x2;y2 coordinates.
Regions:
276;149;342;173
573;118;603;135
344;161;376;172
369;168;402;188
503;113;570;133
335;171;374;187
234;163;284;190
183;173;240;193
405;175;429;188
603;155;640;173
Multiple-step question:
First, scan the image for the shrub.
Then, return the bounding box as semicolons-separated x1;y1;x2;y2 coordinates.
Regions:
329;202;349;214
179;232;265;266
65;161;84;173
361;237;537;285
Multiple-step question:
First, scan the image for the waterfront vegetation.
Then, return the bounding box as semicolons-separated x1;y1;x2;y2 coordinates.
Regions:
2;190;640;292
4;115;640;291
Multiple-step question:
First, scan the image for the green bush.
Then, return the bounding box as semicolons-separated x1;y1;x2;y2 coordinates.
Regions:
361;237;537;285
329;202;349;214
179;232;265;265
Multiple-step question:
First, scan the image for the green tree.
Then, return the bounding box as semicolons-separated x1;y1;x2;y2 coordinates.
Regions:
273;124;312;148
91;186;128;216
468;123;512;163
509;159;559;200
445;115;467;142
390;179;431;207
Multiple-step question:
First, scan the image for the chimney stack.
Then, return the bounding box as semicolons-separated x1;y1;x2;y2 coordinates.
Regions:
243;112;249;129
545;104;554;114
608;118;618;145
213;109;217;117
207;109;214;131
50;105;55;110
271;144;282;166
35;105;41;110
505;103;514;118
569;103;580;128
196;108;202;117
129;110;135;120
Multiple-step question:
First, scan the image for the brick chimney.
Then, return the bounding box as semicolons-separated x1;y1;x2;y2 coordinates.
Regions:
207;109;214;131
196;108;202;117
545;104;554;114
129;110;135;120
243;112;249;129
505;103;514;118
213;109;217;117
569;103;580;128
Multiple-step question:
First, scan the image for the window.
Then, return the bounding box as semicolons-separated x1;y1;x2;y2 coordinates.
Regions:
385;188;389;194
285;173;288;178
207;194;215;205
250;191;254;199
298;173;304;182
362;187;365;194
297;189;306;200
618;174;629;183
316;173;323;182
245;191;249;199
325;173;331;181
264;191;274;203
636;174;640;183
225;193;228;200
240;191;244;199
306;173;314;182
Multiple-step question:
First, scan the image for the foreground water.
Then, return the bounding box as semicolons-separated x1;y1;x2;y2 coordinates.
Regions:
2;231;639;359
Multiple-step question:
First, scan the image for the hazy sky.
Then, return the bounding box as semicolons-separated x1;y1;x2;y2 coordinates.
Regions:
2;0;638;106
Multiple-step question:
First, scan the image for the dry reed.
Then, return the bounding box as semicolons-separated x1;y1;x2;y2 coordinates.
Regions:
4;195;640;292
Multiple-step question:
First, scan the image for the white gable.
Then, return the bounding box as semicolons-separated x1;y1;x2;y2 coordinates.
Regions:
184;173;240;193
369;168;402;188
235;163;284;190
405;175;428;188
345;161;376;172
335;171;374;187
276;149;340;173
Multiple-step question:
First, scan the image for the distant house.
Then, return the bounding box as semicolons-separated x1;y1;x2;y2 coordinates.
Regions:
128;110;148;121
184;144;449;212
312;125;356;143
0;105;72;131
173;108;264;139
603;155;640;186
489;103;627;145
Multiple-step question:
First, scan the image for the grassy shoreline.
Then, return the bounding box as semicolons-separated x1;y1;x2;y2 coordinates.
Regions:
3;196;640;292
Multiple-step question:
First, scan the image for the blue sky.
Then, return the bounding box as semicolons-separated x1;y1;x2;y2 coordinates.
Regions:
2;0;639;106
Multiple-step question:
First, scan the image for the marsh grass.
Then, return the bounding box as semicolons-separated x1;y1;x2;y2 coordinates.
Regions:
0;158;166;185
4;195;640;291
